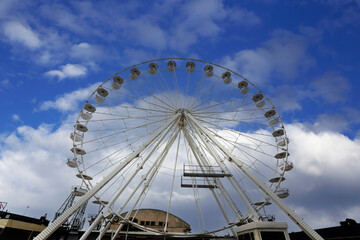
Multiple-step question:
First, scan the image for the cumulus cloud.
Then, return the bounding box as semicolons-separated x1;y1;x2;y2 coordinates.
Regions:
253;122;360;230
287;123;360;177
222;29;314;85
45;64;87;81
277;123;360;229
2;21;41;49
37;82;100;112
0;122;77;218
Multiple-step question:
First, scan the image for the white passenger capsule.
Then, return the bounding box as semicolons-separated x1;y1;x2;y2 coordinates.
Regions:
222;71;232;84
84;103;96;113
75;123;88;132
149;62;158;75
238;81;249;94
97;87;108;97
76;173;93;181
186;61;195;73
275;188;289;198
80;111;92;120
70;132;83;142
168;60;176;72
204;65;214;77
95;95;104;103
112;76;123;90
66;158;79;168
130;68;140;80
71;147;86;155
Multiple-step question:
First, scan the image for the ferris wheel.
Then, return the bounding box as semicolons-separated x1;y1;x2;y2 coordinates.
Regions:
35;58;323;240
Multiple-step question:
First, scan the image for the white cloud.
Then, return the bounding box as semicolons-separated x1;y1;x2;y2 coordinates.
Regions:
269;85;308;112
287;123;360;178
222;30;314;86
228;8;262;25
0;79;12;92
299;25;323;44
302;107;360;134
0;122;76;219
122;18;168;51
2;21;41;49
311;71;350;104
312;113;349;132
70;42;104;60
37;82;100;112
45;64;87;81
222;49;272;85
12;114;22;123
180;0;227;37
271;123;360;229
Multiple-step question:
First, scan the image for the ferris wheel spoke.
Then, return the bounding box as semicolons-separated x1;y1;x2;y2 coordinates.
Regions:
156;68;179;109
194;125;280;172
192;114;270;127
96;95;176;114
185;71;207;109
190;98;256;115
124;76;178;112
187;76;224;111
109;84;176;113
170;66;181;107
190;80;240;113
140;73;178;110
85;116;173;133
78;112;174;123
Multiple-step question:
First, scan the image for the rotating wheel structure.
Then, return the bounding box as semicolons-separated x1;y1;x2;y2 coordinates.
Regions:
35;58;317;240
70;58;291;238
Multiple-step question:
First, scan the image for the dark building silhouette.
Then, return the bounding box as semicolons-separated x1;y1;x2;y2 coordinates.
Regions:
290;218;360;240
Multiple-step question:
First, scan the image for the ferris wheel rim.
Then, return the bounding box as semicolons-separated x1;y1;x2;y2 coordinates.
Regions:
70;58;291;237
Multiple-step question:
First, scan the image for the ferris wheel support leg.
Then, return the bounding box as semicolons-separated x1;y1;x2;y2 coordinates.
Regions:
185;118;260;221
80;213;104;240
186;114;324;240
34;114;180;240
183;128;244;219
106;129;181;240
183;129;239;239
93;123;180;240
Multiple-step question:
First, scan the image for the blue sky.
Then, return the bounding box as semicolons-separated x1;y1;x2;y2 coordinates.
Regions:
1;0;360;234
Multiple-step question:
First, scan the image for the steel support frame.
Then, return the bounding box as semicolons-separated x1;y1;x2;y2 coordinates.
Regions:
186;113;324;240
34;113;180;240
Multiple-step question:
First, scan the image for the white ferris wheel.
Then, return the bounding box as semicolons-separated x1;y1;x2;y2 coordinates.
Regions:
35;58;323;240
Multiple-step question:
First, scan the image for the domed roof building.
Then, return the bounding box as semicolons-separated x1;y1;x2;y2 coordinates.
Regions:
108;209;191;233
